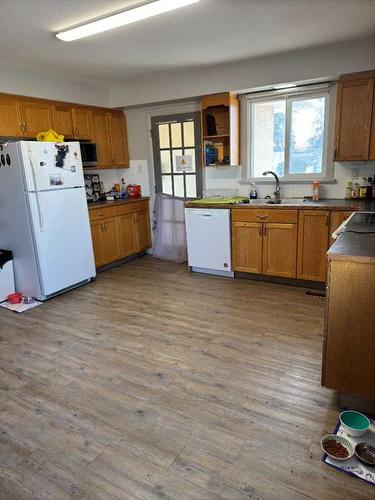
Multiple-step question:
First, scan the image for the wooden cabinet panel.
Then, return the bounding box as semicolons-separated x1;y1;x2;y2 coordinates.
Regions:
135;210;151;251
297;210;329;282
0;96;23;136
90;217;120;267
90;220;105;267
92;111;112;168
232;209;298;224
101;217;120;263
323;260;375;400
20;100;53;136
263;223;297;278
329;210;355;245
334;78;374;161
72;107;92;140
53;104;74;138
110;111;129;167
232;222;263;273
118;214;137;257
89;206;118;222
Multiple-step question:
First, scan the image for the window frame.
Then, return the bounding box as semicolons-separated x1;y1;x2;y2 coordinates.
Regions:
247;88;331;181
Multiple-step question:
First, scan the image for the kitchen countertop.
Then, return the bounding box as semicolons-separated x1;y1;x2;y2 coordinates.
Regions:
328;212;375;264
185;199;375;211
87;197;149;210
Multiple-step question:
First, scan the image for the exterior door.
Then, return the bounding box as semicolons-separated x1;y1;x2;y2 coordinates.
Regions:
151;112;202;199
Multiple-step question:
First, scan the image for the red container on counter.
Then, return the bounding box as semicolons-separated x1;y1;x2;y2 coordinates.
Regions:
126;184;141;198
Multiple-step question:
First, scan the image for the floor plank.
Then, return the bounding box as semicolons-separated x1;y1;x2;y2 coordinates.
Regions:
0;256;372;499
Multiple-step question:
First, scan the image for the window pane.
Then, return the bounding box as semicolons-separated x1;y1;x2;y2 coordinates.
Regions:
159;124;170;149
162;175;172;195
252;100;285;177
171;123;182;148
174;175;184;198
160;150;171;173
185;175;197;198
183;148;196;172
183;121;195;147
289;97;325;174
172;149;183;172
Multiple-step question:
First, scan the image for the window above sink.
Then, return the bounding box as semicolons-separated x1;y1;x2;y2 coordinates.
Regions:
245;83;334;183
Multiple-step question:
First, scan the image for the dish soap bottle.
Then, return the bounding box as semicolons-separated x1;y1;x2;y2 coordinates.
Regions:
249;182;257;199
344;179;353;199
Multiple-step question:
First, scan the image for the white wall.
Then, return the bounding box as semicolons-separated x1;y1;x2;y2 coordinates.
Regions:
109;36;375;108
0;64;109;106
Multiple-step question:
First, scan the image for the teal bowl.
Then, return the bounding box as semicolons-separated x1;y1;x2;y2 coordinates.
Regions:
340;410;370;437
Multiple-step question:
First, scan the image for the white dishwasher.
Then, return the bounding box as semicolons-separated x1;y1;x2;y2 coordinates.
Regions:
185;208;234;277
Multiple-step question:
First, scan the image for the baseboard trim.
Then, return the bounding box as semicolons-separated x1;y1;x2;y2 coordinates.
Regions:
235;272;325;290
97;251;147;272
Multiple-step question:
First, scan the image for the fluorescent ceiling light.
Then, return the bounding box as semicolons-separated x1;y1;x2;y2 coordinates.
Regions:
56;0;200;41
273;83;298;90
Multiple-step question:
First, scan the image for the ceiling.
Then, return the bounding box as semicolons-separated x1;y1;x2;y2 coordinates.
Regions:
0;0;374;85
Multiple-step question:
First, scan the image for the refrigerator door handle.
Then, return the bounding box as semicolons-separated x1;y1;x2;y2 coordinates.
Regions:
28;148;44;232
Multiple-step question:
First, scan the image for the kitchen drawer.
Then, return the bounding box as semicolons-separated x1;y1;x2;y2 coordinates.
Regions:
232;209;298;224
89;206;118;221
116;200;149;216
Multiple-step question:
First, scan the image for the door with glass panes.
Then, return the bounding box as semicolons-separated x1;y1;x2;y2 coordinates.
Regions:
151;113;202;199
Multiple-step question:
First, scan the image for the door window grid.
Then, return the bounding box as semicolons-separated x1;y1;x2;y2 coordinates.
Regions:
157;119;198;199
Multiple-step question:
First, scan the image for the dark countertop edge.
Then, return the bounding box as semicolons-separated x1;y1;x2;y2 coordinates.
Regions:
185;199;375;211
87;197;150;210
328;233;375;264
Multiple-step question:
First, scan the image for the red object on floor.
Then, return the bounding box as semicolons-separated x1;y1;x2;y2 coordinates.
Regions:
7;292;23;304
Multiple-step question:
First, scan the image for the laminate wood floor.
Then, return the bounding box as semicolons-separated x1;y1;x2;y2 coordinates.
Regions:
0;257;372;500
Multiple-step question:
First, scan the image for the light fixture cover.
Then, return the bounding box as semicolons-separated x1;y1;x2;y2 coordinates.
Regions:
273;83;298;90
56;0;200;41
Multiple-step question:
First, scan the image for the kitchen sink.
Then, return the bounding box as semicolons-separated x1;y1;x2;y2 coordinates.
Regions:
247;198;307;205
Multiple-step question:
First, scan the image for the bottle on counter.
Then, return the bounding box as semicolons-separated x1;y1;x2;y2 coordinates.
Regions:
249;182;257;199
366;177;373;200
359;177;368;199
312;180;320;201
351;178;360;199
344;179;353;199
372;176;375;200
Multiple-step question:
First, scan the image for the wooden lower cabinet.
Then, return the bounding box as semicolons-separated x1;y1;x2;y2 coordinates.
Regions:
91;218;120;267
232;222;263;274
232;220;297;278
329;210;355;245
135;210;151;251
297;210;330;282
90;201;151;267
117;213;137;257
263;223;297;278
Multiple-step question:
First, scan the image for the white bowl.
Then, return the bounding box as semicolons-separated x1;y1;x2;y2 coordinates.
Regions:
339;410;370;437
321;434;354;461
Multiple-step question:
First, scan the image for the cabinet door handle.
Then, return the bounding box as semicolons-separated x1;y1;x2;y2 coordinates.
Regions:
333;144;337;160
325;213;329;226
257;215;268;220
20;123;24;133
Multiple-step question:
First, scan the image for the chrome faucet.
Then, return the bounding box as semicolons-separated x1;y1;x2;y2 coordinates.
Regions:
263;171;281;204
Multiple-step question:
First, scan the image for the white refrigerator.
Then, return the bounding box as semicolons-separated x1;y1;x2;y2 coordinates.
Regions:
0;141;96;301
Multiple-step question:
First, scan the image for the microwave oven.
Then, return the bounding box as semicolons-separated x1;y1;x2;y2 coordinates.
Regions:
80;142;97;167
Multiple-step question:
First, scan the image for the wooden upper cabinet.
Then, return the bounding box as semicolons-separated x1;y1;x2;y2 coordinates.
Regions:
71;107;92;140
19;99;54;137
334;75;374;161
109;111;129;167
263;223;297;278
0;95;23;136
297;210;330;282
91;110;112;168
52;104;74;138
201;92;239;166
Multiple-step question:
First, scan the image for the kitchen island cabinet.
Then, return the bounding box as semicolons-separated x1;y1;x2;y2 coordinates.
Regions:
322;214;375;400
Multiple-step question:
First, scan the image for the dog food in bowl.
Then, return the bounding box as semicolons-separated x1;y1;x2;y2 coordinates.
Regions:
321;434;354;461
